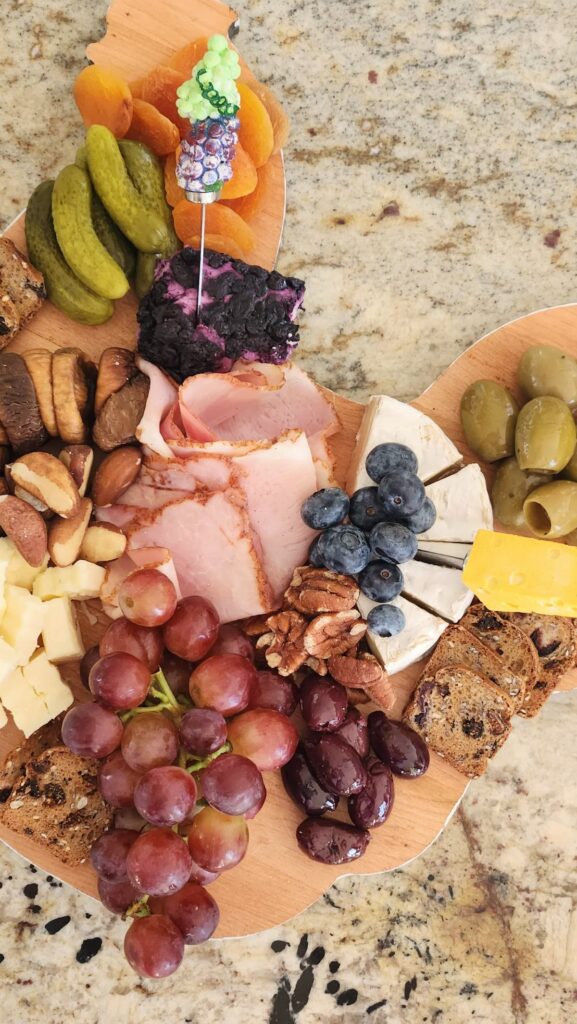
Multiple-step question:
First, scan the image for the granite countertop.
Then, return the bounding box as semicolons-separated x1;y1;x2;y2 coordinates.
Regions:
1;1;577;1022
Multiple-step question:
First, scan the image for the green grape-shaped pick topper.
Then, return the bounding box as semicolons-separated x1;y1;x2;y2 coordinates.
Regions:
176;34;241;121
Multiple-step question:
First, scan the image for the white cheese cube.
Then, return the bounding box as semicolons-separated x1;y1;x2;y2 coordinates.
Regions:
33;561;106;602
0;637;18;687
346;395;462;492
0;559;8;622
41;597;85;664
0;537;49;591
358;594;447;676
23;651;73;717
0;585;44;666
0;668;51;737
0;702;7;729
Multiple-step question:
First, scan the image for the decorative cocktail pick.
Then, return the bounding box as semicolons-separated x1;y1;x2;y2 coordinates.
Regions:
176;34;241;322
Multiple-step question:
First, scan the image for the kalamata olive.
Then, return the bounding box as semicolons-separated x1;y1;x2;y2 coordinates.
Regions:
368;711;430;778
523;480;577;538
281;745;339;816
248;670;298;716
491;458;549;529
333;707;370;758
348;757;394;829
296;817;370;864
299;674;348;732
303;734;367;795
460;380;519;462
515;396;576;473
518;345;577;408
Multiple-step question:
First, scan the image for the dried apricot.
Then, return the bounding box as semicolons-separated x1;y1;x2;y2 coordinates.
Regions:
173;200;255;255
126;99;180;156
222;161;275;222
220;144;257;200
73;66;133;138
136;66;189;136
236;82;274;168
164;149;185;206
189;233;247;261
167;37;210;79
250;81;290;153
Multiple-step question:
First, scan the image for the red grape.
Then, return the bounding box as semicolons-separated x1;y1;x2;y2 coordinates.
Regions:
80;645;101;690
244;784;267;819
188;859;220;886
134;766;197;827
121;712;179;772
62;703;123;759
210;623;254;662
248;670;298;716
162;651;193;697
187;807;248;872
162;595;219;661
126;827;192;896
179;708;227;757
228;708;298;771
89;652;151;710
98;751;142;808
98;875;139;914
189;654;254;717
119;568;178;628
124;914;184;978
202;753;265;816
90;828;138;881
100;616;163;672
150;882;219;945
113;805;147;832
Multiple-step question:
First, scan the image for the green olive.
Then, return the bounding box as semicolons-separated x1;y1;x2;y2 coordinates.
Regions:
515;396;576;472
518;345;577;408
460;380;519;462
562;446;577;481
523;480;577;538
491;458;549;528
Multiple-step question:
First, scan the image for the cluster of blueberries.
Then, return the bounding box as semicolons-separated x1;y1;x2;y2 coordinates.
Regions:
301;443;437;638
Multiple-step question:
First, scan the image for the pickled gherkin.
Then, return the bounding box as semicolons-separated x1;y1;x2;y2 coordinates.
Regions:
460;380;519;462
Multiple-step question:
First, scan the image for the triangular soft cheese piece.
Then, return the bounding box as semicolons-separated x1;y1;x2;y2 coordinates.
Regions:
419;464;493;543
347;395;462;491
417;541;472;560
401;560;473;623
358;593;448;676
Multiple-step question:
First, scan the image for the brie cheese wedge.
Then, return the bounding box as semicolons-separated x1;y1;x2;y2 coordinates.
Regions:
347;395;462;491
419;464;493;543
358;594;447;675
417;541;472;560
401;560;473;623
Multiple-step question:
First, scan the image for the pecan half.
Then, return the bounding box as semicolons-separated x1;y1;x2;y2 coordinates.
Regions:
243;614;272;637
328;652;394;712
345;686;371;705
257;610;308;676
304;610;367;659
304;656;328;676
285;566;360;615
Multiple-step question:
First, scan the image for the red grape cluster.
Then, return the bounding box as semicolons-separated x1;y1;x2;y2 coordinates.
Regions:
282;675;430;865
61;568;299;979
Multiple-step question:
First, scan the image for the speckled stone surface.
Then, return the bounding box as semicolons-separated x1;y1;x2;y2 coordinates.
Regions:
1;1;577;1022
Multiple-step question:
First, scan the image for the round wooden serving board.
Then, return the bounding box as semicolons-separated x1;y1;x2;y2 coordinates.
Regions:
0;0;576;938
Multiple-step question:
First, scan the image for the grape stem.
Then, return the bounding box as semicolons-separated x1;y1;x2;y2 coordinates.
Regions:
186;741;232;773
149;669;181;710
125;894;150;919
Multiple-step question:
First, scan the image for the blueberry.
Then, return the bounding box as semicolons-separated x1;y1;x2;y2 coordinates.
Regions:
370;522;418;563
309;534;327;568
366;443;418;483
358;560;404;602
400;497;437;534
367;603;406;638
318;525;371;575
377;471;425;517
301;488;350;530
349;487;388;532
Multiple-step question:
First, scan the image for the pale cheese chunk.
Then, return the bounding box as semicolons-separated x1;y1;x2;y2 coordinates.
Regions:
358;594;447;675
23;651;73;717
419;464;493;543
33;561;106;602
41;597;85;663
401;560;473;623
0;668;52;737
0;702;7;729
0;585;44;666
0;537;49;591
0;637;18;687
347;395;462;492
